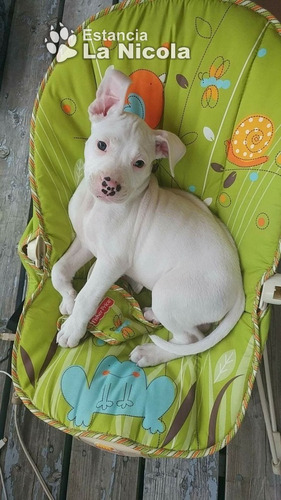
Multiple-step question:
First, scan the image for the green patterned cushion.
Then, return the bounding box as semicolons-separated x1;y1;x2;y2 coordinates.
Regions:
13;0;281;458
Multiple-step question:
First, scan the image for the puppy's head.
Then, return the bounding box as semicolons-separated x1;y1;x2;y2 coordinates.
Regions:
84;67;186;203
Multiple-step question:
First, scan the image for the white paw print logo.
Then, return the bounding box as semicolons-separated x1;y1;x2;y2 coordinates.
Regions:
45;23;77;63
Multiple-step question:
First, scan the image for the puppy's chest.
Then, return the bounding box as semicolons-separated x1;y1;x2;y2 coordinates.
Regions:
72;204;131;257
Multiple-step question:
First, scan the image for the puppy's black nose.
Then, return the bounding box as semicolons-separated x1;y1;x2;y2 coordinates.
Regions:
101;177;122;197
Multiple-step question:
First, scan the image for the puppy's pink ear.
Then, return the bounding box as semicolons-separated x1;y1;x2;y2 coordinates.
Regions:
155;130;186;177
88;67;131;121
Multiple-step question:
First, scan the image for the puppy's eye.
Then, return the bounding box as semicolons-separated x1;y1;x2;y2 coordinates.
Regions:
97;141;107;151
133;160;145;168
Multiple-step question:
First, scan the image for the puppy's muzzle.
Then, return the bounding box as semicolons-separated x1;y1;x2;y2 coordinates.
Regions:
89;172;125;201
100;176;122;197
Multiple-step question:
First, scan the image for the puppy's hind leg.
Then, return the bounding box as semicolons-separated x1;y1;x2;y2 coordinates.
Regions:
130;327;204;367
130;342;182;367
143;307;161;325
52;237;93;315
171;327;205;345
123;275;143;294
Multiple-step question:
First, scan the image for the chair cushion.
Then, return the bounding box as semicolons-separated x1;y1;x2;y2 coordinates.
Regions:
13;0;281;458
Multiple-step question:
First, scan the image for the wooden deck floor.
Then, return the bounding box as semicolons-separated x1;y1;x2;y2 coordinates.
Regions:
0;0;281;498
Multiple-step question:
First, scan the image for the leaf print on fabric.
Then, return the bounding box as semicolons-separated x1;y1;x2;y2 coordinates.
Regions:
195;17;212;39
214;350;236;383
207;375;242;448
203;197;213;206
203;127;215;142
211;162;224;172
20;346;35;387
38;333;58;379
176;74;189;89
162;382;196;447
223;171;237;188
180;131;198;146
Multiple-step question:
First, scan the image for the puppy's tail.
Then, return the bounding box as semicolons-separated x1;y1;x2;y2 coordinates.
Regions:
149;292;245;356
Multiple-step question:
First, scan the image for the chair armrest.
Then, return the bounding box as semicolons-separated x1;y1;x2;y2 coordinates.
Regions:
259;274;281;310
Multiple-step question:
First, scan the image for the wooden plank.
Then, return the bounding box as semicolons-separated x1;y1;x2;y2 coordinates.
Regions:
61;0;110;28
225;379;281;499
256;0;281;20
0;0;14;83
0;0;58;341
143;455;219;499
3;402;65;500
225;316;281;497
0;0;68;498
66;441;141;500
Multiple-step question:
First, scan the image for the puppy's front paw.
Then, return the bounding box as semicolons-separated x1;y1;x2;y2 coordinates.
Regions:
59;290;77;315
130;343;168;367
57;316;85;348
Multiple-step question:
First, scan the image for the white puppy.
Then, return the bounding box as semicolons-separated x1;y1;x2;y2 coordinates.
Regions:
51;67;245;367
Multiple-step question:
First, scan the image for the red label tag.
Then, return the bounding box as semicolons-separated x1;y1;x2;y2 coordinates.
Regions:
89;297;114;326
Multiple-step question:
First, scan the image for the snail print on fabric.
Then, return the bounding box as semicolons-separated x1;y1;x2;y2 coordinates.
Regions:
225;115;274;167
